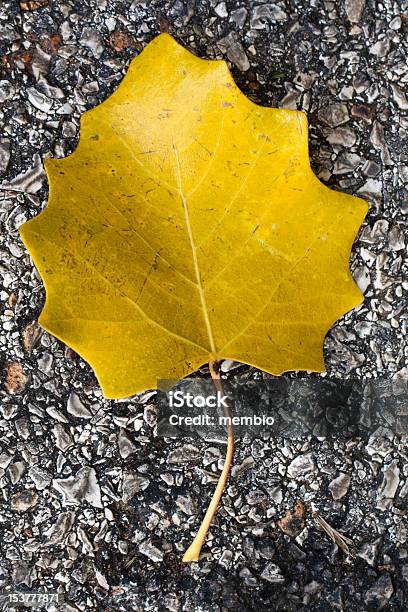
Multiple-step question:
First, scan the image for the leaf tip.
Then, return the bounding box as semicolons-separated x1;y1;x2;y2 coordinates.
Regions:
143;32;187;60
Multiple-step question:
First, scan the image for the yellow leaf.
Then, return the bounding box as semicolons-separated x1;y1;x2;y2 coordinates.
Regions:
20;34;368;399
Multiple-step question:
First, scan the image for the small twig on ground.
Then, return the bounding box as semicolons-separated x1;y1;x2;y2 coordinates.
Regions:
313;512;355;557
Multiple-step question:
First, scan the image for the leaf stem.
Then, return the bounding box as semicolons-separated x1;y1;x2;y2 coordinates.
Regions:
182;360;234;562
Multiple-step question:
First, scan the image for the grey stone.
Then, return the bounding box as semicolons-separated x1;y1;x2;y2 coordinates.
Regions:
30;47;51;79
214;2;228;18
328;473;351;500
0;452;12;469
77;526;94;553
139;540;164;563
354;265;370;293
239;567;258;586
219;549;233;568
217;33;250;71
44;511;76;545
46;406;69;423
168;444;200;464
10;490;38;512
358;178;382;201
232;456;256;478
53;466;102;507
369;38;390;57
287;453;316;478
27;88;53;113
80;27;104;58
269;486;283;504
28;465;52;490
52;424;74;452
318;103;349;127
118;428;137;458
230;7;247;28
0;154;45;194
362;160;380;177
143;404;158;427
377;461;400;508
7;461;26;485
176;494;196;515
370;121;388;152
0;564;9;589
260;562;285;583
12;561;36;587
67;391;93;419
0;138;10;175
304;580;323;594
62;121;77;138
38;352;53;374
37;76;65;100
357;538;381;566
0;80;15;103
388;226;405;251
389;16;402;30
333;152;361;174
345;0;365;23
15;416;30;440
122;471;150;503
95;569;109;590
0;405;18;420
364;574;393;609
326;127;356;147
258;539;275;559
390;84;408;110
250;4;287;29
392;367;408;396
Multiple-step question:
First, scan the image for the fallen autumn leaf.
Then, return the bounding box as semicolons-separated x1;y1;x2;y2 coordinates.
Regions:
19;33;368;399
19;33;368;563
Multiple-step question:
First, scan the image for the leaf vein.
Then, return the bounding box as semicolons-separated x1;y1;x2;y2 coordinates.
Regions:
172;139;217;355
30;230;209;354
219;210;348;353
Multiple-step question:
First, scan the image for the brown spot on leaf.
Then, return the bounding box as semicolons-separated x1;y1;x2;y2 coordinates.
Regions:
277;500;306;537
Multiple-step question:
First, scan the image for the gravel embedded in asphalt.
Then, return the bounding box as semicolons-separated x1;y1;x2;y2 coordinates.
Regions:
0;1;407;610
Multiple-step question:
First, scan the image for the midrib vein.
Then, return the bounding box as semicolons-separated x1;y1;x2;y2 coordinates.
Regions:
172;142;217;356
